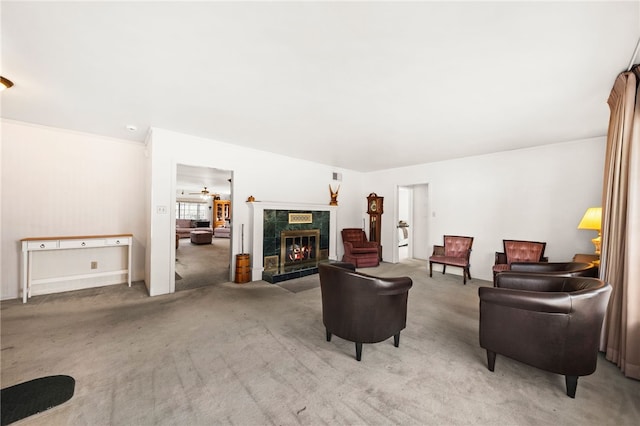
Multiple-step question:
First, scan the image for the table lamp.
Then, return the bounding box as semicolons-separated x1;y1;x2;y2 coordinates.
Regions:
577;207;602;255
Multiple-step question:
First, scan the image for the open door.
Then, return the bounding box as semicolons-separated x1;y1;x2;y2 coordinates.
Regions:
396;184;430;261
173;164;233;292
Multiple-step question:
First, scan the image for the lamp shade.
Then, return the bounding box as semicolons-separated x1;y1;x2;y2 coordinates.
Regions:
578;207;602;230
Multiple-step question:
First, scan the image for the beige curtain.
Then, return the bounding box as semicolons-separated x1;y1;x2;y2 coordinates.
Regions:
600;65;640;380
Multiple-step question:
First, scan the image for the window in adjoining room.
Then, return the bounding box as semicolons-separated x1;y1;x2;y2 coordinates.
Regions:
176;201;207;220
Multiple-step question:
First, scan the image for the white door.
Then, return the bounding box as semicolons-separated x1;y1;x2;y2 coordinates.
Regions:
396;184;430;261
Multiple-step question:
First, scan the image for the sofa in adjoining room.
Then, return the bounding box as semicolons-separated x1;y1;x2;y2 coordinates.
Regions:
176;219;195;238
176;219;212;238
214;226;231;238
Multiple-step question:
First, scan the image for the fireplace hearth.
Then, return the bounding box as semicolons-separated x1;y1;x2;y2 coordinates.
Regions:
262;229;327;283
248;201;338;283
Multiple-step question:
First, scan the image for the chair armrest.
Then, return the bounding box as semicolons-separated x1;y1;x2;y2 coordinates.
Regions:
479;287;571;314
375;276;413;296
494;252;507;265
329;262;356;271
343;241;354;254
432;245;445;256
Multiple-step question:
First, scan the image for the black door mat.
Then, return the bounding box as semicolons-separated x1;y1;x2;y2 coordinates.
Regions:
1;375;75;425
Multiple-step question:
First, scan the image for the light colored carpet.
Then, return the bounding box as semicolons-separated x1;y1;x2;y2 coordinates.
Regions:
1;259;638;425
175;237;231;292
276;273;320;293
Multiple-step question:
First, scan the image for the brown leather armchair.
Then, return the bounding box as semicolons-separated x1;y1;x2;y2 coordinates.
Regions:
341;228;380;267
479;274;611;398
319;262;413;361
428;235;474;284
506;261;598;278
492;239;547;284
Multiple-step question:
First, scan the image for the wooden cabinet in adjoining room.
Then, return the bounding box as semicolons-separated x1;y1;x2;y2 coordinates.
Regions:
213;200;231;228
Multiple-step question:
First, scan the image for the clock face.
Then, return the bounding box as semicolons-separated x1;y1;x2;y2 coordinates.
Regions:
370;200;377;212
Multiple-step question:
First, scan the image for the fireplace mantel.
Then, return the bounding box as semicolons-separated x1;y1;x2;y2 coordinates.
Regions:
247;201;338;281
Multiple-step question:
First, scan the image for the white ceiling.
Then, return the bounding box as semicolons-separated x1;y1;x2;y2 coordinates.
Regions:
176;164;231;199
2;1;638;172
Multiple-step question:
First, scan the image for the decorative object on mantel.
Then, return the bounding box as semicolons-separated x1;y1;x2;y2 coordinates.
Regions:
329;185;340;206
247;195;255;202
0;76;14;91
235;224;251;284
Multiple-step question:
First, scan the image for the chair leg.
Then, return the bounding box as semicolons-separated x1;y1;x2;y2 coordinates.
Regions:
394;333;400;347
355;342;362;361
463;268;467;285
442;265;446;275
429;262;433;277
486;350;496;372
326;329;332;342
565;375;578;398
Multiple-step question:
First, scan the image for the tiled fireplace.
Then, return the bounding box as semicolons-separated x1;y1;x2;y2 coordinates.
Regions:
248;202;338;283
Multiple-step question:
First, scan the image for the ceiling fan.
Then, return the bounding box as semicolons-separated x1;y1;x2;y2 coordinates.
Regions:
188;186;219;198
189;186;211;196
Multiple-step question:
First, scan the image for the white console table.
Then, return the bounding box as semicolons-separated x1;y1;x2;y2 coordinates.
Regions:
21;234;133;303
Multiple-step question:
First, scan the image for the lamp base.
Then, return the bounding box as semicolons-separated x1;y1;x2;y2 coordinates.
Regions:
592;234;601;256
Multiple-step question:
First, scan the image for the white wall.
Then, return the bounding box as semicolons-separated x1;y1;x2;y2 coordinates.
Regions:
146;128;365;296
1;120;606;299
368;137;606;281
1;120;147;300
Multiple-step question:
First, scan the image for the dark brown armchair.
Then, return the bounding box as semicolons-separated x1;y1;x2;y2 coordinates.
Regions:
506;261;598;278
319;262;413;361
492;239;547;284
341;228;380;268
428;235;474;284
479;274;611;398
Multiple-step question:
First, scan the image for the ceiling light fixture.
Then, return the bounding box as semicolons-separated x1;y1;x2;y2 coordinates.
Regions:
0;76;14;91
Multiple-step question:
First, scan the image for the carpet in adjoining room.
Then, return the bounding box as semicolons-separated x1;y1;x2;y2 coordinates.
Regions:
175;237;231;291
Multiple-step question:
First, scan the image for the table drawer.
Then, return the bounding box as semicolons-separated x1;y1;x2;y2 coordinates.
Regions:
59;239;106;249
27;241;59;250
106;237;129;246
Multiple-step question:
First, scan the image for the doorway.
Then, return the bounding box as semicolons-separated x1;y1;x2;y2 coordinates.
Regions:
396;184;430;262
174;164;233;292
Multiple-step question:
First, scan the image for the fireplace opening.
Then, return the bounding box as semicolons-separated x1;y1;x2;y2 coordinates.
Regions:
280;229;320;268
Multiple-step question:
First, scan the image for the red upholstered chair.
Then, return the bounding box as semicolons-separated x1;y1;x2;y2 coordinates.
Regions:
492;239;547;285
428;235;474;284
341;228;380;268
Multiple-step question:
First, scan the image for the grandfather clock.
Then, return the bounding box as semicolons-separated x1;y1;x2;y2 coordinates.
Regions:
367;193;383;260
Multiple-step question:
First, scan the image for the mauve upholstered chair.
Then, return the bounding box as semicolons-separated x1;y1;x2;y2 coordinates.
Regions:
319;262;412;361
479;273;611;398
341;228;380;268
428;235;474;284
492;239;547;284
